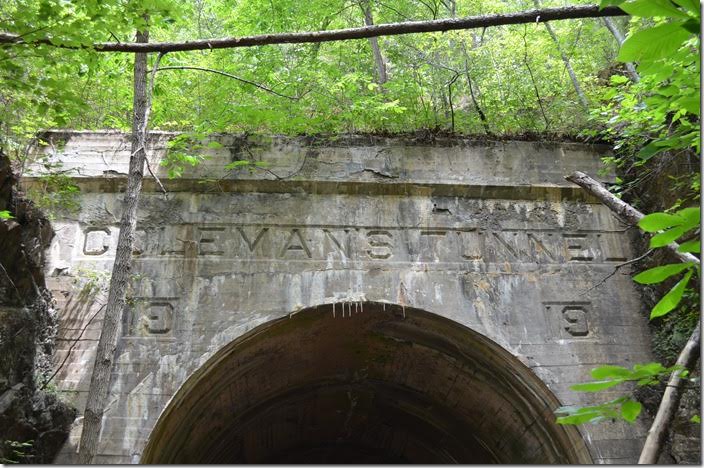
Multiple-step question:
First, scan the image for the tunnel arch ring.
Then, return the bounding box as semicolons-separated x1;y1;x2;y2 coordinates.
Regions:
141;302;592;464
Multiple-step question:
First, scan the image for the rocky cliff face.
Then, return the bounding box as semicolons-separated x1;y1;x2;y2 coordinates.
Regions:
0;150;76;463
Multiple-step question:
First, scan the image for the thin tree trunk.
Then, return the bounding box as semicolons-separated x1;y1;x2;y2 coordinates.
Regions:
361;1;388;85
447;73;459;132
602;17;640;82
639;323;700;463
443;0;490;134
77;28;151;464
459;41;490;133
565;170;701;464
308;17;332;61
533;0;588;108
604;16;626;43
443;0;456;18
522;27;550;131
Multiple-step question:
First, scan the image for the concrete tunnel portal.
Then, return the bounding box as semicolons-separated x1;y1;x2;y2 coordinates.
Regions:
140;303;591;464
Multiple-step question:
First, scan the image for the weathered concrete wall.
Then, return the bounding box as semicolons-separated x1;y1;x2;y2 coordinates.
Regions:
25;132;653;463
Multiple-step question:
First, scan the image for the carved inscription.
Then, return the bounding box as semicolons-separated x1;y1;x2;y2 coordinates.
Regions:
125;298;177;337
544;302;593;340
83;228;111;255
198;227;226;255
366;230;393;259
281;229;312;258
597;233;628;262
562;307;589;337
238;227;268;253
418;230;447;261
82;224;630;264
323;229;350;258
563;234;594;261
459;230;483;260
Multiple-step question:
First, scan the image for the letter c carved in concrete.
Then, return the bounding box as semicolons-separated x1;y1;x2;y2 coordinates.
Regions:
83;227;111;255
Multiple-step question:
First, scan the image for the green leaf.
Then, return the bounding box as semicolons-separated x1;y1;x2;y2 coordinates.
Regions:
610;74;630;85
673;0;701;16
638;212;683;232
677;207;700;229
600;0;626;8
590;365;632;380
0;210;14;220
206;141;223;149
682;18;701;33
618;22;692;62
677;239;701;253
555;398;626;425
621;399;642;422
677;97;701;115
691;414;701;423
658;85;681;97
620;0;691;19
638;61;675;80
638;142;667;161
650;269;693;319
224;160;252;170
556;409;604;425
650;225;688;248
633;263;692;284
570;380;623;392
632;362;668;377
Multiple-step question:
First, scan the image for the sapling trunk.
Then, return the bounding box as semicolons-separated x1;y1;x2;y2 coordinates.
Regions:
78;28;150;464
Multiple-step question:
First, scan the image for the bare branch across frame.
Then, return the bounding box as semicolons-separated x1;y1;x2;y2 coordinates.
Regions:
0;5;627;53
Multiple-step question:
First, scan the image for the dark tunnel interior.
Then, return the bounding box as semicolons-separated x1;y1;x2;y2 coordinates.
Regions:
140;303;591;464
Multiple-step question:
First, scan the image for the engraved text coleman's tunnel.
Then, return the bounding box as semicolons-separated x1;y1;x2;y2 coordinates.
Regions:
140;303;592;463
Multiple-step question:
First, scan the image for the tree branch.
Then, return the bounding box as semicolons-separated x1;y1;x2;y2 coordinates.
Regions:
40;303;106;391
565;171;699;265
156;66;298;100
0;259;21;302
145;157;167;196
580;248;653;295
0;5;627;53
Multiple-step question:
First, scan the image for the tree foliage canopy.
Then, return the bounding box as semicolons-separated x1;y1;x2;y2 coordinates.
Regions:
2;0;631;149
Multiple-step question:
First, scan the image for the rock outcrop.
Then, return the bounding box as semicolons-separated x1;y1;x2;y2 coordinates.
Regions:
0;150;76;463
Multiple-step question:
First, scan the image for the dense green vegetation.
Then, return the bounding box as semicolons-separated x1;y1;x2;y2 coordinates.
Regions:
553;0;700;435
2;0;623;152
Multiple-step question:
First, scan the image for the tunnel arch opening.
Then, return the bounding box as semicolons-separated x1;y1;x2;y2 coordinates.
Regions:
141;302;591;463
